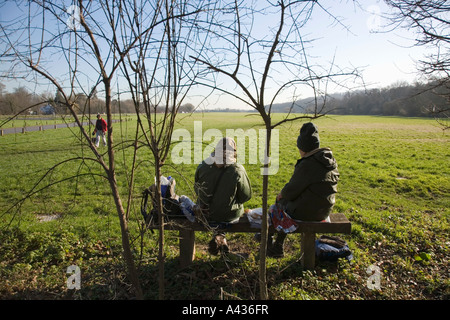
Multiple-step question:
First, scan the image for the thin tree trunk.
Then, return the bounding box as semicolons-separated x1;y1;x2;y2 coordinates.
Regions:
259;173;269;300
259;125;271;300
105;80;143;300
154;160;165;300
108;173;144;300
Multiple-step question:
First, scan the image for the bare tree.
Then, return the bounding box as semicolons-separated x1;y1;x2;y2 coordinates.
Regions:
1;0;360;300
384;0;450;129
0;0;208;299
192;0;359;299
116;0;209;299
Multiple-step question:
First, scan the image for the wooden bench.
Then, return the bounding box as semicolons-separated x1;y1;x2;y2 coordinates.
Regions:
148;212;351;270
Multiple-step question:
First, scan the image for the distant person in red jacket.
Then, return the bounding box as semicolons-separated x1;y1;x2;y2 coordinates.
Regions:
93;113;107;147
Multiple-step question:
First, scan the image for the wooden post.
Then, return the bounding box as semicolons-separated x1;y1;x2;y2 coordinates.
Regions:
179;229;195;268
301;232;316;270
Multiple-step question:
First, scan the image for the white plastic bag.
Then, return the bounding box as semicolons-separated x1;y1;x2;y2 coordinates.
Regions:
179;195;196;222
246;208;270;228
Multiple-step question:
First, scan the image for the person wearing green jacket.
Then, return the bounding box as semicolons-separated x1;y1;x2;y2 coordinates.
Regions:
268;122;340;257
195;137;252;255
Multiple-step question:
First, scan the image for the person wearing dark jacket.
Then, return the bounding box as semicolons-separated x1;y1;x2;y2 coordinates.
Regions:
268;122;340;257
195;137;252;255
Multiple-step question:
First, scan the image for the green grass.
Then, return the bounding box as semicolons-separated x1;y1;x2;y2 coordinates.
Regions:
0;115;79;129
0;113;448;300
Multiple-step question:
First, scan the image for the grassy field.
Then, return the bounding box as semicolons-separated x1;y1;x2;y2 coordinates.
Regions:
0;115;77;128
0;113;448;300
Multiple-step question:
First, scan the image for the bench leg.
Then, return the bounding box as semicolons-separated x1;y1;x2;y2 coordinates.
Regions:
301;232;316;270
179;229;195;268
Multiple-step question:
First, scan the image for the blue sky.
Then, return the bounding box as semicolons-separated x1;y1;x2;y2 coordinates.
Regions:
197;0;432;109
0;0;433;110
312;1;428;90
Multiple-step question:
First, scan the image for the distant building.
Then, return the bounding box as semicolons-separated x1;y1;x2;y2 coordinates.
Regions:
40;104;55;115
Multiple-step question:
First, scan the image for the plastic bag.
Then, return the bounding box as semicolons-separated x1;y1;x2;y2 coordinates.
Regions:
269;203;298;233
246;208;271;228
179;195;196;222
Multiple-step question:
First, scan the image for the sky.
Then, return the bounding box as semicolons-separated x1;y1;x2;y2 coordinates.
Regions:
198;0;432;109
0;0;433;110
312;1;428;90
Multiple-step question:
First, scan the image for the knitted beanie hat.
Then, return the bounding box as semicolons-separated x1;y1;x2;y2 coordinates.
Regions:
297;122;320;152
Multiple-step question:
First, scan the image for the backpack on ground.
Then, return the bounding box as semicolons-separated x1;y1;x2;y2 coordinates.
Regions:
141;176;184;224
315;235;353;262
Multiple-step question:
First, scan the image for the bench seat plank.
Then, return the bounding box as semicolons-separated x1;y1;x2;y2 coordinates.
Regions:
149;212;351;234
148;212;351;269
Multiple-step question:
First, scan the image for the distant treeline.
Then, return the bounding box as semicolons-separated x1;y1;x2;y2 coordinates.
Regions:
1;80;448;117
0;83;195;116
269;80;449;117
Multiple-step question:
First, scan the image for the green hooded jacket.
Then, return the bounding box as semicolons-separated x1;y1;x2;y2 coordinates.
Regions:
194;162;252;223
280;148;339;221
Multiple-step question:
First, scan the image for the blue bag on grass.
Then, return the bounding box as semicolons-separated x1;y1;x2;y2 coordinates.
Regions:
315;235;353;262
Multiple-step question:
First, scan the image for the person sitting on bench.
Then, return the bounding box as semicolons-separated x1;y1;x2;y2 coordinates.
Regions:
194;137;252;255
268;122;340;257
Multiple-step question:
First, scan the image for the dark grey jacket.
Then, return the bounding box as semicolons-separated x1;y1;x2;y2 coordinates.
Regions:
195;162;252;223
280;148;339;221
